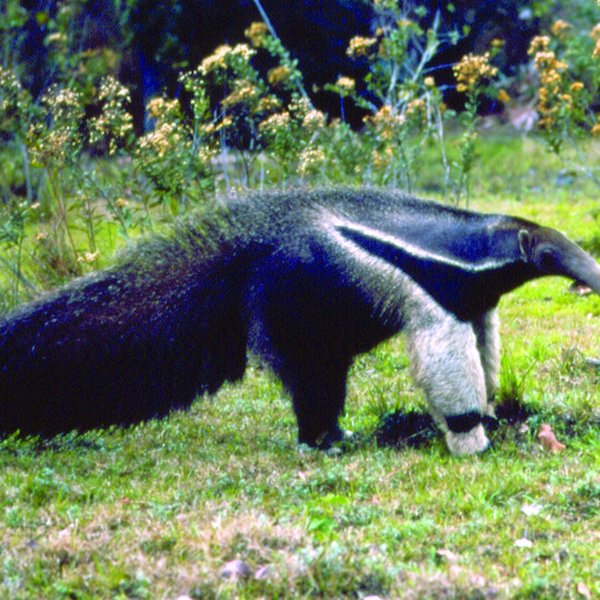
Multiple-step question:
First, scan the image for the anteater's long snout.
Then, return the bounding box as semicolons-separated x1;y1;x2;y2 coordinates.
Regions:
551;234;600;295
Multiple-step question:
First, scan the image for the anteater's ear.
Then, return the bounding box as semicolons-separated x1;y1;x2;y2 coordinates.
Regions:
518;229;532;262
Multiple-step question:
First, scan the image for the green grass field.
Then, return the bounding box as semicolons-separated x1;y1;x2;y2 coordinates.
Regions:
1;135;599;599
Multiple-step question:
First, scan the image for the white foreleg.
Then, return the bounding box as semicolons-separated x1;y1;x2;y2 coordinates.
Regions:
472;308;501;417
405;297;489;456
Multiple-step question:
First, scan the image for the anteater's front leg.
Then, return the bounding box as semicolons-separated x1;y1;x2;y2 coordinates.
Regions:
472;308;501;417
406;309;490;455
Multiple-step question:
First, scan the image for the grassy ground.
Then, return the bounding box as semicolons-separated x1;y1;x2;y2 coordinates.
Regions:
0;135;599;599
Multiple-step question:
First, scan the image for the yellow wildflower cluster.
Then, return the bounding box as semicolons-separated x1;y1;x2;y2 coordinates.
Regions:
453;52;498;93
199;44;254;74
0;66;32;132
138;122;182;158
298;146;326;176
221;80;260;107
346;36;377;57
396;18;415;29
45;87;83;121
98;76;130;103
89;76;134;154
364;105;405;141
497;89;511;104
592;24;600;57
302;108;327;132
371;146;394;170
528;39;570;130
406;98;425;117
551;19;571;37
336;76;356;92
28;86;84;166
214;115;233;132
259;111;291;135
77;251;100;264
254;95;282;113
0;67;22;112
267;65;291;86
245;22;269;47
146;97;178;121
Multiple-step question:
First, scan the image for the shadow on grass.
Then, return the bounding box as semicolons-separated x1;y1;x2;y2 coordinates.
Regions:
374;398;533;450
373;397;600;451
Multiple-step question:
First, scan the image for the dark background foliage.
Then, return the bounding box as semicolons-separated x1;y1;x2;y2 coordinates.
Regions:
9;0;558;131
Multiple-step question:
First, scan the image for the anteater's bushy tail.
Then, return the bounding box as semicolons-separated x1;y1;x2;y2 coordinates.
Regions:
0;222;251;436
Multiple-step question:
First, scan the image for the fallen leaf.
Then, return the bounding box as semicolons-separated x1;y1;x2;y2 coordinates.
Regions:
436;548;460;564
576;581;591;599
538;423;566;453
521;503;543;517
220;559;252;580
569;282;592;296
254;566;270;580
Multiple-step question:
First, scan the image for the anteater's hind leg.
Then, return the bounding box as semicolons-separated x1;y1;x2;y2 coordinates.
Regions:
406;307;490;455
278;357;351;449
246;255;361;449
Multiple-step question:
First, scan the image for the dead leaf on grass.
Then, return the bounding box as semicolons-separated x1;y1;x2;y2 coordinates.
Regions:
537;423;566;453
576;581;592;599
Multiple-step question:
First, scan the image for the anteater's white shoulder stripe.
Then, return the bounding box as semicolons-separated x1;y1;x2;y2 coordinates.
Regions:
320;212;512;274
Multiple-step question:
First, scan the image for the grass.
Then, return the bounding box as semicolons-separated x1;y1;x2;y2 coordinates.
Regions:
1;133;599;599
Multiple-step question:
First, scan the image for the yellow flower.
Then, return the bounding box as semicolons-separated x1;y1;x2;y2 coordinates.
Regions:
146;97;179;120
424;76;435;87
336;76;356;92
491;38;505;48
591;123;600;136
221;81;259;107
46;32;66;45
551;19;571;37
244;22;269;47
406;98;425;116
570;82;584;92
259;111;291;134
528;36;550;55
560;94;572;105
453;52;498;93
497;89;511;104
302;109;326;131
267;66;291;86
254;95;282;113
591;23;600;41
200;44;231;73
298;146;326;176
346;36;377;57
216;115;233;131
77;251;99;264
396;18;414;29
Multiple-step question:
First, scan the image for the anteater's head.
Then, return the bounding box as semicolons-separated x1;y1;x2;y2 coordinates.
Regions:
518;226;600;295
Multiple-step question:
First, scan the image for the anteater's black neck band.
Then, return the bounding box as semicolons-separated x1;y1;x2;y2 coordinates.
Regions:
445;411;482;433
